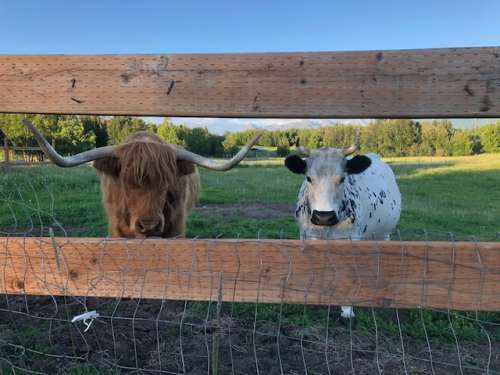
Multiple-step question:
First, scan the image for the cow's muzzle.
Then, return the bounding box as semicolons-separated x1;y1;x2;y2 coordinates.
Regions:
311;210;339;226
136;218;163;236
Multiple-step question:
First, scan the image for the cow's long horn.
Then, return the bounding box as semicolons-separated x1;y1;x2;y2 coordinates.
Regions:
343;144;357;156
23;119;115;167
175;133;262;171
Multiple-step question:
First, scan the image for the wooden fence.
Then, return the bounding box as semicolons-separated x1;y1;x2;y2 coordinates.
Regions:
2;136;43;166
1;48;499;118
2;237;500;312
1;47;500;311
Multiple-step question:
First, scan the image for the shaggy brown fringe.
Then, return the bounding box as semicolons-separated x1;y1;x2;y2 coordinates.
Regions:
116;135;177;189
95;131;200;238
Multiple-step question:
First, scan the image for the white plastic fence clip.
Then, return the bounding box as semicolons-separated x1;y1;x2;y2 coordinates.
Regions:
71;310;100;332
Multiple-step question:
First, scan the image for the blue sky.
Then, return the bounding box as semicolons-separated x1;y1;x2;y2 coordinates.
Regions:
1;1;498;132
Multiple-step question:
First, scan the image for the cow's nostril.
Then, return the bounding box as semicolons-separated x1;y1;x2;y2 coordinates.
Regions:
136;221;146;233
311;210;338;226
329;216;339;226
137;219;160;234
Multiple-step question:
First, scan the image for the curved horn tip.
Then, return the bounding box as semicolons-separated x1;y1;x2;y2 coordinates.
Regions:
343;144;358;155
239;132;262;152
174;132;263;171
250;132;262;145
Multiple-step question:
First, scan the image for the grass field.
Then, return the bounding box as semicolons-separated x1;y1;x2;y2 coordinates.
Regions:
1;154;500;373
1;153;499;240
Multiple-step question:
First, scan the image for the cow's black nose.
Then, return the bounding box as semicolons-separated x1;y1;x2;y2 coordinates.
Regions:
311;210;339;226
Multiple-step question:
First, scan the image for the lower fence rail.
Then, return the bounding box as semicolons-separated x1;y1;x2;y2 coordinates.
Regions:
1;237;499;312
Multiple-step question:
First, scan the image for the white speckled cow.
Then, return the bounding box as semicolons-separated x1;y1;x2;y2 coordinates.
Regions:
285;145;401;318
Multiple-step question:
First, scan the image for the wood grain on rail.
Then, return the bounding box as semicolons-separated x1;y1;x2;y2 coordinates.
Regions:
1;238;500;311
0;48;499;118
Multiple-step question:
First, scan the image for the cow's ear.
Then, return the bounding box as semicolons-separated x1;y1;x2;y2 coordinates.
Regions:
177;160;196;177
285;154;307;174
94;156;121;177
345;155;371;174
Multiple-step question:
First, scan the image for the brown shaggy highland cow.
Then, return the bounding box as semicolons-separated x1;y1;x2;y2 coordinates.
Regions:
23;120;260;238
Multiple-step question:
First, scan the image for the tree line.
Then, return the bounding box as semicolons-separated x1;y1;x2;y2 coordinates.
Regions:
1;115;499;158
0;114;225;157
224;119;500;157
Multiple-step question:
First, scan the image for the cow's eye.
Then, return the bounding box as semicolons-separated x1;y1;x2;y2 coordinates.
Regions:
306;176;312;183
339;176;345;184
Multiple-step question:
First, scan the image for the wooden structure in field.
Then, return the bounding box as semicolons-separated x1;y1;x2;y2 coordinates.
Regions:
1;135;43;166
0;47;499;311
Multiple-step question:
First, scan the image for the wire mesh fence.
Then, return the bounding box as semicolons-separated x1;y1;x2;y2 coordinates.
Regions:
1;295;499;374
1;235;500;374
1;163;500;374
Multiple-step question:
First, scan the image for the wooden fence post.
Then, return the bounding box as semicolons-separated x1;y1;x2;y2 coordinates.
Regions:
3;137;9;167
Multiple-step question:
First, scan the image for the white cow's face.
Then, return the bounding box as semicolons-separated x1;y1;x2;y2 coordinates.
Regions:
285;148;371;226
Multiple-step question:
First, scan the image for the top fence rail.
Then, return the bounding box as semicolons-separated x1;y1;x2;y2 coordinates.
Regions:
0;47;499;118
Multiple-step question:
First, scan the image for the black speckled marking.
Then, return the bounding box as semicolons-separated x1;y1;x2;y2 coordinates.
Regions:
295;200;311;218
348;199;357;210
295;205;302;218
339;198;356;223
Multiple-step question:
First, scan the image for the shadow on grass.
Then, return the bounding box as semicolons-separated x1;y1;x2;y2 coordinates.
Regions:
389;161;456;177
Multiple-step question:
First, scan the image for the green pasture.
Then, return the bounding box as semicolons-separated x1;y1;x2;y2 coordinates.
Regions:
1;153;499;240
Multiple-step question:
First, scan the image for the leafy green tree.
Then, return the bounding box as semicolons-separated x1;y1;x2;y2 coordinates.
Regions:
259;131;275;147
53;116;96;154
80;116;108;147
387;120;421;156
284;130;299;146
156;119;184;146
222;132;242;155
479;122;500;153
322;124;360;149
420;120;454;156
0;114;29;145
0;114;96;156
183;127;214;156
276;143;290;157
451;130;482;155
308;132;324;148
106;116;149;145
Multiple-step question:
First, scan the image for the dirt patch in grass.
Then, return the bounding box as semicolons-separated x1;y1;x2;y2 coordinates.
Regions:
193;203;294;219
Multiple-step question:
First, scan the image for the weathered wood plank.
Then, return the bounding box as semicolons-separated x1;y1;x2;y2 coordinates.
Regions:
0;48;499;118
1;238;499;311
